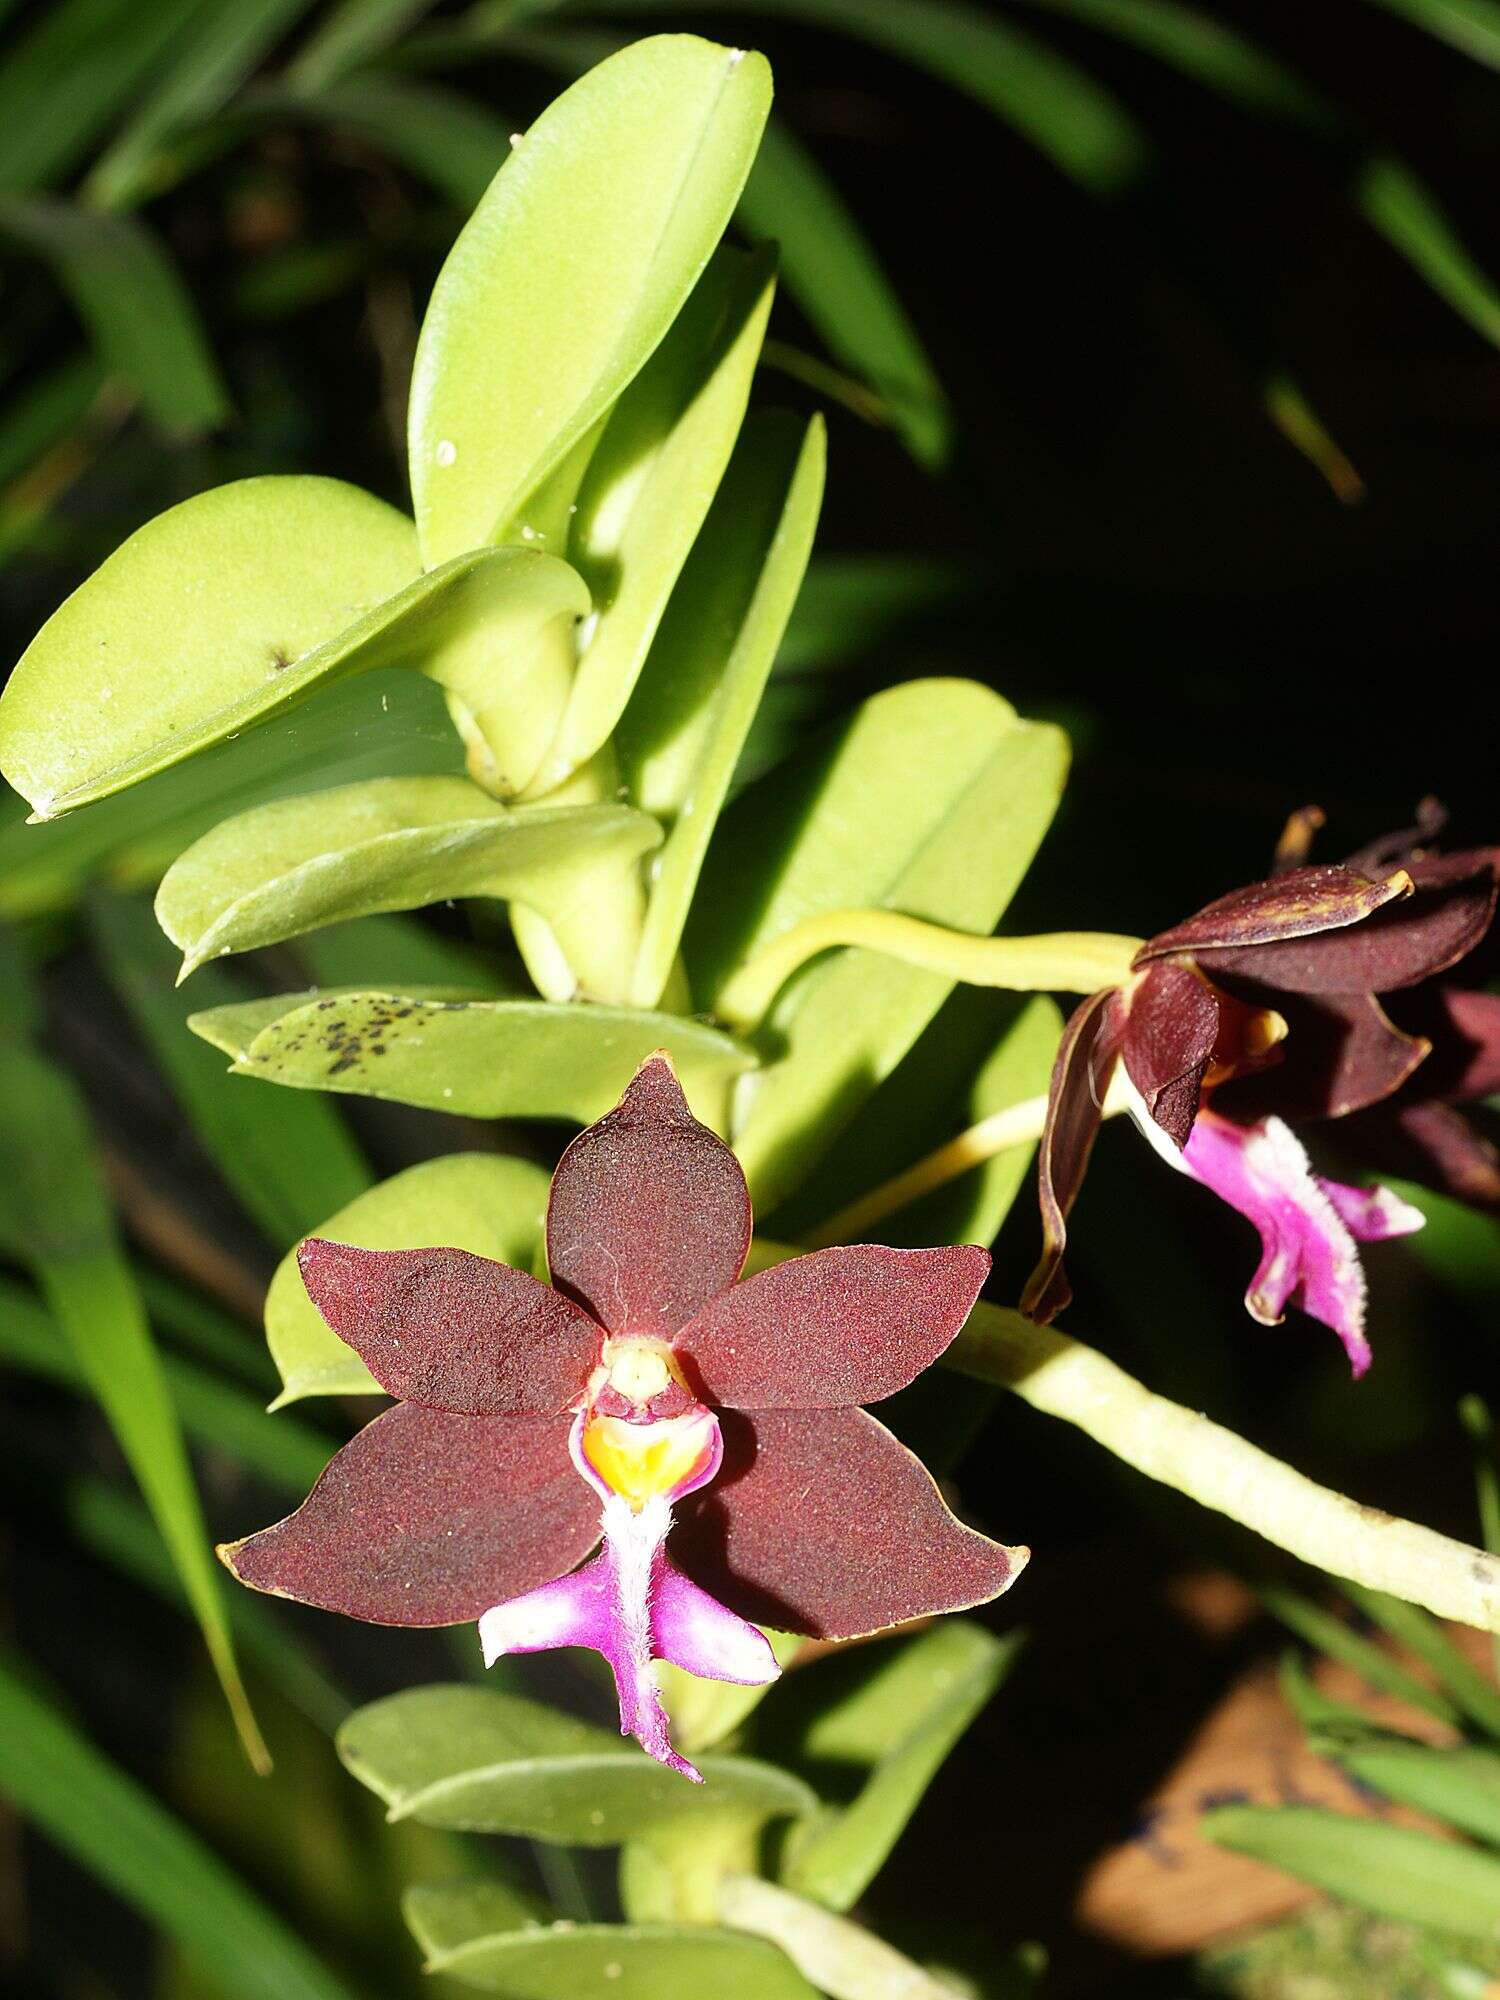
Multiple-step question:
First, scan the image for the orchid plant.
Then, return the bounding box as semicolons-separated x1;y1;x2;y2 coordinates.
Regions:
4;29;1500;1995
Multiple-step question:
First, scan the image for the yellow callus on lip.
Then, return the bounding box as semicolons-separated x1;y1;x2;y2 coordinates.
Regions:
581;1338;717;1508
581;1410;715;1506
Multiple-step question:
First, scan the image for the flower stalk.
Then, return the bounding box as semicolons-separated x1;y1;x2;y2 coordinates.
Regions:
950;1300;1500;1634
714;910;1142;1031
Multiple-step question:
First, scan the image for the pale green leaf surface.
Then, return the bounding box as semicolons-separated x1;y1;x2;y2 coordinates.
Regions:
0;195;227;433
780;1624;1018;1910
0;667;462;923
88;890;371;1246
157;777;661;977
619;409;824;1008
264;1153;551;1405
339;1684;816;1840
531;242;777;793
738;116;949;467
187;984;475;1061
0;1650;357;2000
0;475;418;815
408;33;772;565
1203;1804;1500;1939
193;989;754;1122
292;912;516;996
411;1911;815;1997
403;1880;545;1963
688;679;1066;1210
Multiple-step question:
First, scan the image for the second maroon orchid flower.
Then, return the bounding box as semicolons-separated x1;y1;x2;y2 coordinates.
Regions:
221;1054;1022;1779
1023;819;1498;1373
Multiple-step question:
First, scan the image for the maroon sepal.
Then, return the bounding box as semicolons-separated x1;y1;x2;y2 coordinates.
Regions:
218;1404;600;1624
297;1239;601;1414
678;1244;990;1411
1192;858;1496;997
546;1053;751;1337
1136;864;1411;964
1121;962;1219;1146
1217;989;1431;1122
1020;986;1122;1324
672;1405;1025;1639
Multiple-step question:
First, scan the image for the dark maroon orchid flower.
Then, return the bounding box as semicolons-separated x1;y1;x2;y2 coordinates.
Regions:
221;1054;1022;1779
1221;801;1500;1216
1019;823;1500;1373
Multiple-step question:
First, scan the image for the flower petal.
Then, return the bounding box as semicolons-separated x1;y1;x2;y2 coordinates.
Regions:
1138;864;1410;962
480;1492;778;1782
671;1405;1026;1640
297;1238;601;1414
1218;990;1431;1120
1020;986;1122;1324
1316;1177;1425;1242
1121;962;1219;1146
678;1243;990;1410
1192;858;1496;995
1174;1110;1411;1375
546;1052;751;1337
219;1404;598;1624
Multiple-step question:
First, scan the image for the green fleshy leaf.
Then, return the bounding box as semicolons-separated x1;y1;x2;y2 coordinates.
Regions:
0;942;265;1767
0;474;581;817
0;668;462;925
778;1623;1020;1911
157;777;661;984
619;409;825;1008
1202;1804;1500;1939
689;678;1066;1210
530;242;777;794
408;34;771;567
0;195;226;433
190;989;754;1122
339;1685;816;1841
0;1650;358;2000
291;913;515;996
88;890;370;1246
403;1879;545;1958
264;1153;551;1406
407;1900;815;1997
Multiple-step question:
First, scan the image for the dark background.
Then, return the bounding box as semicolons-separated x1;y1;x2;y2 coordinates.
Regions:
2;3;1497;1994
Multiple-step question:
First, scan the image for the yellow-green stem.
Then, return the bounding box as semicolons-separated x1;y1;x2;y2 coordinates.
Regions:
716;910;1140;1031
806;1066;1131;1248
952;1301;1500;1635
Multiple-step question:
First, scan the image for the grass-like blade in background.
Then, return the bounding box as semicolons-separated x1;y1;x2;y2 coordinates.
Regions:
0;195;226;433
0;930;268;1767
0;1648;357;2000
89;888;372;1246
